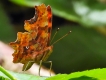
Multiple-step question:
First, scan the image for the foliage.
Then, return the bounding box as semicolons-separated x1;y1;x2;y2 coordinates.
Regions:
10;0;106;26
0;3;16;42
1;66;106;80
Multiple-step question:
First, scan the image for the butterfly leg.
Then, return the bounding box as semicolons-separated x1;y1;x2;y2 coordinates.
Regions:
22;61;34;71
44;61;52;76
39;60;43;76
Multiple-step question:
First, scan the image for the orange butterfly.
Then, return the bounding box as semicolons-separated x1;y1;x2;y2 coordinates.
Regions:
10;4;53;76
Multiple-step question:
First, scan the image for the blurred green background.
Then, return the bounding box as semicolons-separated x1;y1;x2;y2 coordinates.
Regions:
1;0;106;74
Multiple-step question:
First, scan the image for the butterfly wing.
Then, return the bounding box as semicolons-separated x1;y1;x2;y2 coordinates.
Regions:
10;4;52;71
22;4;52;70
34;4;52;50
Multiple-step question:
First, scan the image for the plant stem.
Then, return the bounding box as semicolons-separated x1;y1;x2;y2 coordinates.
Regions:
0;66;16;80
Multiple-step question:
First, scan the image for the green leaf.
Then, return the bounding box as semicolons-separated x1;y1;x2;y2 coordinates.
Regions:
0;76;9;80
47;68;106;80
1;65;106;80
10;0;106;27
0;66;48;80
10;0;42;7
0;3;16;42
71;0;106;26
7;71;47;80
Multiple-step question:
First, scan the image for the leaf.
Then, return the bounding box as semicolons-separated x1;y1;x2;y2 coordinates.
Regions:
1;66;106;80
10;0;106;27
0;3;16;42
0;69;48;80
10;0;42;7
0;76;9;80
46;68;106;80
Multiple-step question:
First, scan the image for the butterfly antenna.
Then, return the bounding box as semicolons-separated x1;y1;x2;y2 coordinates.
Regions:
50;28;60;44
52;31;71;45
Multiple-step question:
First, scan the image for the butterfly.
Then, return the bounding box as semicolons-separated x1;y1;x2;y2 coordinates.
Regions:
9;4;53;76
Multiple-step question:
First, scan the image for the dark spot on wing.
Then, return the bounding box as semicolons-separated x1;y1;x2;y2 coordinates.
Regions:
48;27;51;33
